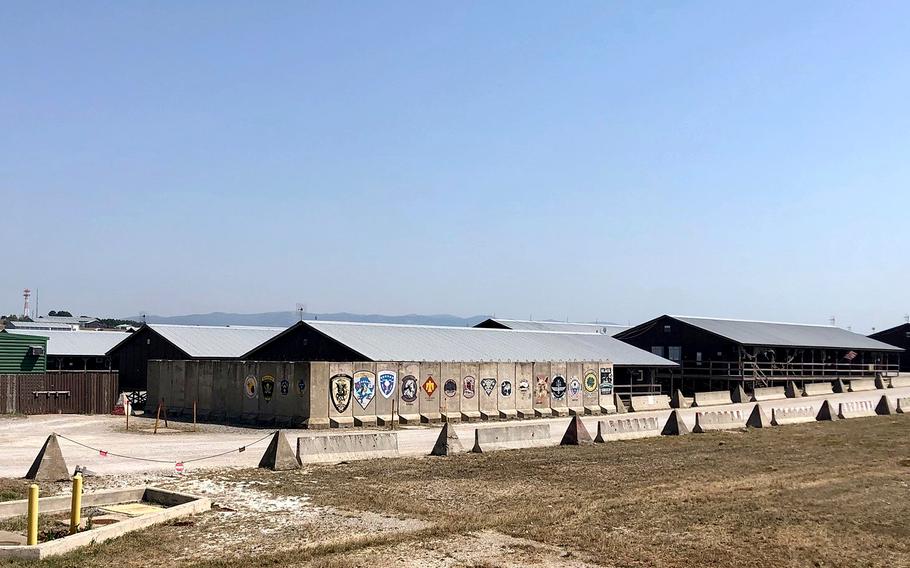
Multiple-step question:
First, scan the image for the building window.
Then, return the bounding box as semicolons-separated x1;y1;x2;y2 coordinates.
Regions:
651;346;664;357
668;346;682;362
696;351;702;362
663;325;671;333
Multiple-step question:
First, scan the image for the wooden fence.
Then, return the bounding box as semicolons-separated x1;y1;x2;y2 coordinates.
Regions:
0;371;119;415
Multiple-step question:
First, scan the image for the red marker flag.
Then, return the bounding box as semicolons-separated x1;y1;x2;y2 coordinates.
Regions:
175;462;185;475
99;450;108;457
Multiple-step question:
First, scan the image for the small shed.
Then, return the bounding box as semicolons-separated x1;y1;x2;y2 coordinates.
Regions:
0;332;48;374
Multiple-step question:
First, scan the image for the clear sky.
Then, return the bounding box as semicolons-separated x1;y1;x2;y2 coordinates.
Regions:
2;1;909;332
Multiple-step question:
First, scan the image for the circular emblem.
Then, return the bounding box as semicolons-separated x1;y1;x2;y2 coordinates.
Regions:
444;379;458;397
401;375;418;402
550;375;567;400
569;378;581;397
261;375;276;401
583;370;597;393
519;379;530;393
244;375;257;399
463;376;476;399
500;380;512;397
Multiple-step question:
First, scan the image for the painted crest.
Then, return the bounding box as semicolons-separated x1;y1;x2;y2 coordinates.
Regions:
463;376;476;399
330;373;353;413
401;375;418;402
481;377;496;396
378;371;397;399
550;375;567;400
500;380;513;397
353;370;376;409
444;379;458;397
280;378;290;396
422;376;438;397
297;377;307;396
569;377;581;397
519;379;530;394
244;375;257;399
261;375;275;401
534;375;549;404
599;367;614;395
583;370;597;393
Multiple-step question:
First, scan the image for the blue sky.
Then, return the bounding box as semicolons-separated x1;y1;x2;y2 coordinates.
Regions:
2;1;909;332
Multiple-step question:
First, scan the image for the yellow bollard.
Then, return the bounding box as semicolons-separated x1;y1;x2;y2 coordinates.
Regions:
69;474;83;534
27;484;39;545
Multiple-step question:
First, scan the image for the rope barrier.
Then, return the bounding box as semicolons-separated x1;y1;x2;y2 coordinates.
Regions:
54;430;278;465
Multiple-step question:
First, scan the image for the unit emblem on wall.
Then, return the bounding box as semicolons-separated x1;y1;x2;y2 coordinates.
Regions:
378;371;397;399
480;377;496;396
463;376;476;399
329;373;354;413
500;380;513;397
599;367;614;396
534;375;549;404
518;379;530;394
353;370;376;409
444;379;458;397
401;375;418;402
244;375;258;399
261;375;275;401
422;376;438;397
297;377;307;396
583;370;597;393
280;378;290;396
569;377;581;397
550;375;567;400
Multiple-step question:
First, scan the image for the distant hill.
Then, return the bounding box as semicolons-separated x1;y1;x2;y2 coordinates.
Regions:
122;311;493;328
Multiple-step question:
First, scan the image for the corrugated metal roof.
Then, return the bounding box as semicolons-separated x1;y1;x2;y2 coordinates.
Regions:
148;324;286;358
4;330;131;357
7;321;76;330
671;316;903;351
481;318;630;335
302;321;676;365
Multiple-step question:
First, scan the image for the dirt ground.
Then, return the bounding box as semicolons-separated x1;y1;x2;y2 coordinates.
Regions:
1;414;909;568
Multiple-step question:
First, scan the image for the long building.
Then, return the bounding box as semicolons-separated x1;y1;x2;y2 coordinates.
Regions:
473;318;630;336
4;329;130;371
869;323;910;371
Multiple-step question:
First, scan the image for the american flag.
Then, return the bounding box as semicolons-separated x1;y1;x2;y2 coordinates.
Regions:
843;351;857;361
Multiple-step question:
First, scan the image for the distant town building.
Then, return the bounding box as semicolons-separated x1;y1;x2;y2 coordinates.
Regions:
3;329;130;371
474;318;630;336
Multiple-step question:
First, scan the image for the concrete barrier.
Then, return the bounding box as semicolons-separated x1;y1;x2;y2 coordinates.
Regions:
670;389;691;409
692;390;733;407
816;400;838;421
897;397;910;413
746;405;770;428
297;432;399;464
594;416;661;442
770;406;816;426
785;381;800;398
875;395;896;415
661;409;689;435
849;379;877;392
471;423;551;453
752;387;787;401
890;377;910;388
802;382;834;397
693;409;746;432
630;395;671;412
838;400;876;419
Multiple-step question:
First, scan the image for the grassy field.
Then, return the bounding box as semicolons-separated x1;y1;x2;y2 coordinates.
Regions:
2;414;909;568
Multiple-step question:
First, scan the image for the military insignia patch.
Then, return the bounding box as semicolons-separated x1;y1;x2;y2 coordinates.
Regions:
463;376;476;399
519;379;530;394
444;379;458;397
353;370;376;409
280;378;290;396
583;370;597;393
500;380;512;397
261;375;275;401
550;375;567;400
244;375;257;399
534;375;549;404
599;367;614;395
569;377;581;397
401;375;418;402
330;373;353;412
378;370;397;399
297;377;307;396
481;377;496;396
422;376;438;397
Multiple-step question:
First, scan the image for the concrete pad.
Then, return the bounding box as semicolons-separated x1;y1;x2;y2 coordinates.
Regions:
631;395;671;412
661;410;688;436
771;406;815;425
850;379;877;392
838;400;876;419
875;395;896;415
559;416;593;445
258;431;300;471
816;400;838;421
397;414;421;425
440;412;461;423
0;532;26;546
692;391;734;408
25;434;70;482
297;432;399;464
594;416;660;442
471;423;551;453
498;409;518;420
746;405;770;428
803;382;834;397
692;409;746;433
460;410;481;422
430;423;464;456
752;387;787;401
329;416;355;428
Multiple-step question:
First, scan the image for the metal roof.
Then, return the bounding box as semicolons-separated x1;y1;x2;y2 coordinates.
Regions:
479;318;630;335
145;324;286;358
670;316;903;351
4;330;131;357
298;320;676;365
6;320;76;331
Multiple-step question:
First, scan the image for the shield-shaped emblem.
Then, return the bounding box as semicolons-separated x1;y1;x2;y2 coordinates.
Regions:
444;379;458;397
534;375;549;404
463;376;476;399
280;378;290;395
500;380;512;397
297;377;307;396
551;375;567;400
583;370;597;393
519;379;530;394
261;375;275;401
569;377;581;397
353;371;376;409
401;375;418;402
599;367;614;395
422;376;437;397
378;371;397;399
244;375;257;399
330;374;353;412
481;378;496;396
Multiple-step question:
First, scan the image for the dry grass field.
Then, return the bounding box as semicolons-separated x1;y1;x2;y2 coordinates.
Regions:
2;414;909;568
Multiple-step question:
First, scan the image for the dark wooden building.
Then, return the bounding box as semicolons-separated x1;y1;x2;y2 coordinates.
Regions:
869;323;910;371
614;315;903;394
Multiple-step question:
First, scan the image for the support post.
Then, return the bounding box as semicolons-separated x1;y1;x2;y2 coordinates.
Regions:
70;473;82;534
27;484;39;545
193;400;197;432
154;401;162;434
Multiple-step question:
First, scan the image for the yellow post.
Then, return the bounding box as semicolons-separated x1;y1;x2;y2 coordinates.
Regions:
27;484;39;545
69;473;83;534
